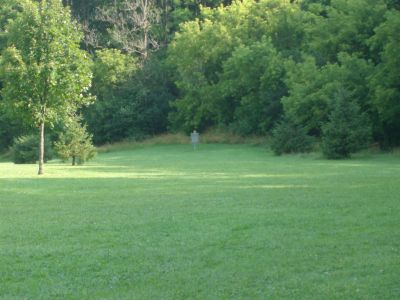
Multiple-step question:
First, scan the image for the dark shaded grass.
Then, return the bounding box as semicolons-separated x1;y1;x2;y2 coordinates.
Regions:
1;144;399;299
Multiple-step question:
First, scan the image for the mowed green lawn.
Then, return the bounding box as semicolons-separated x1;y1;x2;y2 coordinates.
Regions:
1;144;399;299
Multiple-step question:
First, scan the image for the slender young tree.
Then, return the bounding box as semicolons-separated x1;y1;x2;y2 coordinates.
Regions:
0;0;93;175
54;116;96;166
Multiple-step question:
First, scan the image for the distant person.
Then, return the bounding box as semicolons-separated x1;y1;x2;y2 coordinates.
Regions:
190;130;200;150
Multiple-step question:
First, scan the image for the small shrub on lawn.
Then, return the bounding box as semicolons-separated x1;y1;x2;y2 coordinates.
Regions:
11;134;53;164
270;118;313;155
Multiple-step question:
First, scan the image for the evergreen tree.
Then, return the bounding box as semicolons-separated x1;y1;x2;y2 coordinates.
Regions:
270;116;313;155
322;88;371;159
54;117;96;165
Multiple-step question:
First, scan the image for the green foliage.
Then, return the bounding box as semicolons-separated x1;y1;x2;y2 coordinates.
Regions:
0;0;93;173
218;38;286;135
0;107;28;152
63;0;112;20
167;16;235;131
0;1;26;151
368;10;400;146
0;0;22;51
283;53;373;135
92;48;137;90
86;49;172;144
322;89;371;159
2;0;400;153
0;0;93;127
54;118;96;165
85;48;137;144
169;0;400;145
10;134;53;164
304;0;387;65
270;117;313;155
168;0;304;132
116;53;174;138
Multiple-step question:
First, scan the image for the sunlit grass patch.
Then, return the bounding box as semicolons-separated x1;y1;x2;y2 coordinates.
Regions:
1;144;399;299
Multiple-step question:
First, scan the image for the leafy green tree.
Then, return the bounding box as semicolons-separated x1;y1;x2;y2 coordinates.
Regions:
116;52;174;139
163;0;233;40
304;0;387;65
85;48;138;144
91;48;137;93
86;48;172;144
283;53;373;135
385;0;400;10
54;117;96;165
369;10;400;146
0;0;21;49
168;14;236;131
0;0;27;151
0;0;93;174
168;0;304;132
322;88;371;159
300;0;331;10
218;38;286;134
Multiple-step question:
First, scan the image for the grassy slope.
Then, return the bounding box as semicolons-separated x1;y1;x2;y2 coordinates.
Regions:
0;144;399;299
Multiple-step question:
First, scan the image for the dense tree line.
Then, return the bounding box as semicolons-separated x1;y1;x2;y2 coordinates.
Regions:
1;0;399;158
168;0;400;149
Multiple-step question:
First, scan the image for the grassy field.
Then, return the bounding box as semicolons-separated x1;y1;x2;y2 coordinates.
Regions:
1;144;399;299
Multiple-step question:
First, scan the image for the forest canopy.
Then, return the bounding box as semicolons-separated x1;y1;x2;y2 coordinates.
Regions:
1;0;399;154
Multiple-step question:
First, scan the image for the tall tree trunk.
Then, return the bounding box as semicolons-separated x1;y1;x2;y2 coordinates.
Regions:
143;31;148;60
143;0;149;60
72;155;76;166
38;121;45;175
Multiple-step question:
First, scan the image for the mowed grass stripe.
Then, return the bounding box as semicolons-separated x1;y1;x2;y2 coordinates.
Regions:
1;144;399;299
